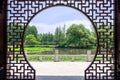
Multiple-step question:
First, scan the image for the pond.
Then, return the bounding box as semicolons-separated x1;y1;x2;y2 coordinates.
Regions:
41;48;96;55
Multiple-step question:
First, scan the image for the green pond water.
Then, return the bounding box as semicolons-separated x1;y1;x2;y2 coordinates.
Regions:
41;48;96;55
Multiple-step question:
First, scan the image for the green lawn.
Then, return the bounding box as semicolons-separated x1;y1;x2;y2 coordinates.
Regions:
27;56;92;61
23;47;53;54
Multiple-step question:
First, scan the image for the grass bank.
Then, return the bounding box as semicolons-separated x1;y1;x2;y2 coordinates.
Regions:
27;56;88;61
24;47;53;54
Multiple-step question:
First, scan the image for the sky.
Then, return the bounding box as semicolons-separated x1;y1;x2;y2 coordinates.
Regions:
29;6;93;34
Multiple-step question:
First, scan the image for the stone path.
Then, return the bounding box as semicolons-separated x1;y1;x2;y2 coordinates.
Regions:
30;62;91;80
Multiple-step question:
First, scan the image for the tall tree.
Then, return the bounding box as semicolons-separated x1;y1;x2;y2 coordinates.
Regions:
54;26;65;46
41;32;54;45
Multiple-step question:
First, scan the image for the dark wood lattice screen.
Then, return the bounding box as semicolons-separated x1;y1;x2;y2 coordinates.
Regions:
7;0;115;80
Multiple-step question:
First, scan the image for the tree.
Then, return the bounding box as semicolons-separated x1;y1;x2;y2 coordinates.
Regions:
54;26;66;47
47;32;54;44
66;24;82;47
25;25;38;39
37;34;42;43
66;24;96;48
41;32;54;45
25;34;40;46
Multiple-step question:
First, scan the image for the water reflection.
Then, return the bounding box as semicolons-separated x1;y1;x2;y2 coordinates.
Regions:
41;48;96;55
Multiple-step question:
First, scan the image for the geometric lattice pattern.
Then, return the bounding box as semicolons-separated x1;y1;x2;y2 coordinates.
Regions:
7;0;115;80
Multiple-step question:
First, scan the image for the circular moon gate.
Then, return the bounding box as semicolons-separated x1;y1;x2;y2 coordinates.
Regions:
7;0;115;80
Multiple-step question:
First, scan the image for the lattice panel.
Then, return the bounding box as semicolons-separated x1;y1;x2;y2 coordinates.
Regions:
7;0;115;80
